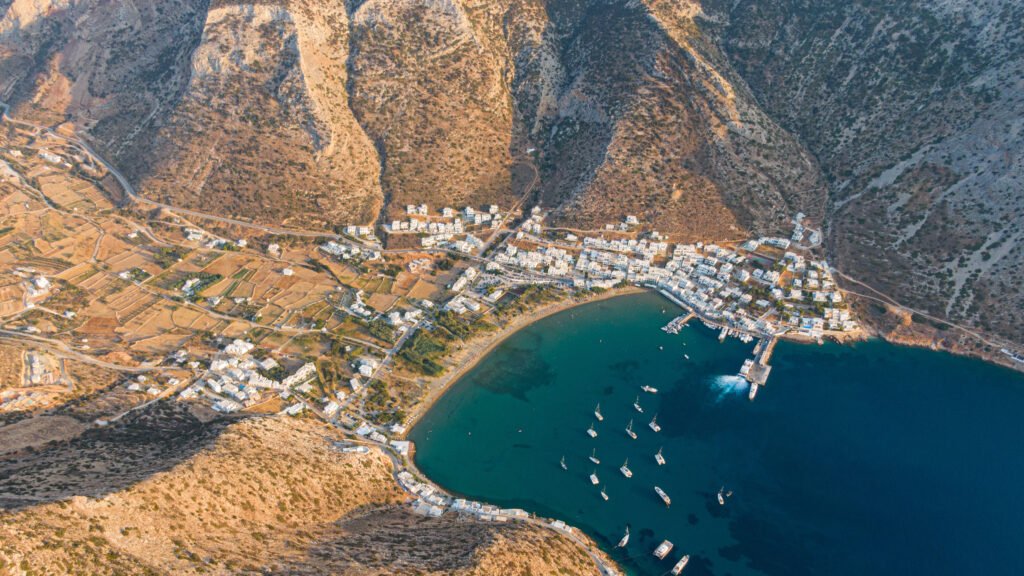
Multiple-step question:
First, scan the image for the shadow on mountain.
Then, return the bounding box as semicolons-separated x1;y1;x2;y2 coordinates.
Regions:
267;505;502;575
0;400;234;511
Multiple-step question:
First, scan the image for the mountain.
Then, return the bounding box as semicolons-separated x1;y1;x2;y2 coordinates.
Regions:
0;404;597;574
702;0;1024;346
1;0;1021;343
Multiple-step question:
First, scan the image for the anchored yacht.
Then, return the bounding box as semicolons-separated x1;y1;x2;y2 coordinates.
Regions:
620;458;633;478
649;414;661;433
616;527;630;548
671;555;690;574
654;540;674;560
625;419;637;440
655;486;671;507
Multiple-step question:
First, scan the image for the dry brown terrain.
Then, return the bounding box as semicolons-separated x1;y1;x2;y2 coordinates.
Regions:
0;406;597;575
7;0;1021;352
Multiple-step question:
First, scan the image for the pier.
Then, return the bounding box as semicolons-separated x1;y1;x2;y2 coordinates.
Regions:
746;337;777;386
654;287;776;388
661;311;695;334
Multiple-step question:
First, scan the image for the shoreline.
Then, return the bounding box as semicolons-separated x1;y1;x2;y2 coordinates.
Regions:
404;286;644;431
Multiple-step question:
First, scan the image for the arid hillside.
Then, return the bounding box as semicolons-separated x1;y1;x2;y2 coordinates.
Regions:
703;0;1024;344
2;0;1022;346
0;404;596;574
0;0;823;237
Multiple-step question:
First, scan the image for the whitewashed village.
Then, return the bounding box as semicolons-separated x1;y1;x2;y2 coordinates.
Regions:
1;190;859;575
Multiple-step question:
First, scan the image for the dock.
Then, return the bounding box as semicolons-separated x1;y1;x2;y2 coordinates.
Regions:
661;311;695;334
745;336;777;386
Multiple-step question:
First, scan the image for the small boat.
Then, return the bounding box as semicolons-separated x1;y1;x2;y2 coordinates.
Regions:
717;486;726;505
616;527;630;548
560;456;568;471
654;539;674;560
655;486;671;507
590;470;600;485
620;458;633;478
641;385;658;394
648;414;661;433
625;419;637;440
748;382;759;401
587;422;598;438
600;485;609;501
594;403;604;421
589;448;601;465
684;354;690;360
671;555;690;574
655;447;666;466
633;396;644;413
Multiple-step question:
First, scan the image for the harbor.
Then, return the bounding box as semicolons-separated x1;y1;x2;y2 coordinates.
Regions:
658;296;777;395
409;291;1024;576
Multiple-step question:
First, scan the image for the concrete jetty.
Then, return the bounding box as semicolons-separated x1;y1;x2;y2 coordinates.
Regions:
747;336;777;386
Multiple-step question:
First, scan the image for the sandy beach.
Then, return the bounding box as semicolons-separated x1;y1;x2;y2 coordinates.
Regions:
405;286;644;430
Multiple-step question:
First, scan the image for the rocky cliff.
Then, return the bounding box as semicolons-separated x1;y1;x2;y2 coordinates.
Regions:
703;0;1024;344
2;0;1021;345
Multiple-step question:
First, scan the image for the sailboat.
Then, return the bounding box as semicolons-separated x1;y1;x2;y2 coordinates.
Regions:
589;448;601;465
616;527;630;548
600;485;609;501
590;469;600;485
655;447;666;466
620;458;633;478
587;422;598;438
633;396;644;413
560;456;568;470
655;486;671;507
594;403;604;421
648;414;661;433
625;419;637;440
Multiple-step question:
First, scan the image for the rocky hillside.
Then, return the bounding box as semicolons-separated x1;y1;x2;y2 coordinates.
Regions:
2;0;1021;347
0;0;822;237
702;0;1024;345
0;0;384;229
0;407;596;574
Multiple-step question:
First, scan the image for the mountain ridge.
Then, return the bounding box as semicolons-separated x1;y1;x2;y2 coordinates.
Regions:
1;0;1021;347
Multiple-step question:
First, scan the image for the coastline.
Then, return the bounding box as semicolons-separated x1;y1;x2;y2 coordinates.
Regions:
404;285;645;430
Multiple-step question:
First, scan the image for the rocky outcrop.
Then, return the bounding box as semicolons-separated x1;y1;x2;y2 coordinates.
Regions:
703;0;1024;345
2;0;1021;346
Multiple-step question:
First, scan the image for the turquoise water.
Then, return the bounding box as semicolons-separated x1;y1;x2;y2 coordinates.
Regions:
409;292;1024;576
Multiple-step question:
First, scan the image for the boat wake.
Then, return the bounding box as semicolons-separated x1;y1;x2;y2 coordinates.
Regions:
710;375;749;401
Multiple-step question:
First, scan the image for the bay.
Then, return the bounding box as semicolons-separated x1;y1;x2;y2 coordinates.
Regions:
409;292;1024;576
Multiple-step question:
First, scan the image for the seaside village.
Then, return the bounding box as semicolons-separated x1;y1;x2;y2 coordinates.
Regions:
0;161;857;570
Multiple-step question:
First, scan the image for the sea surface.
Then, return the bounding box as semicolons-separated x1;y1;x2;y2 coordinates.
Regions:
409;292;1024;576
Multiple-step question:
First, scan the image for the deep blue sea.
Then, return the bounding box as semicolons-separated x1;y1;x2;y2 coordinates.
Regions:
409;292;1024;576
